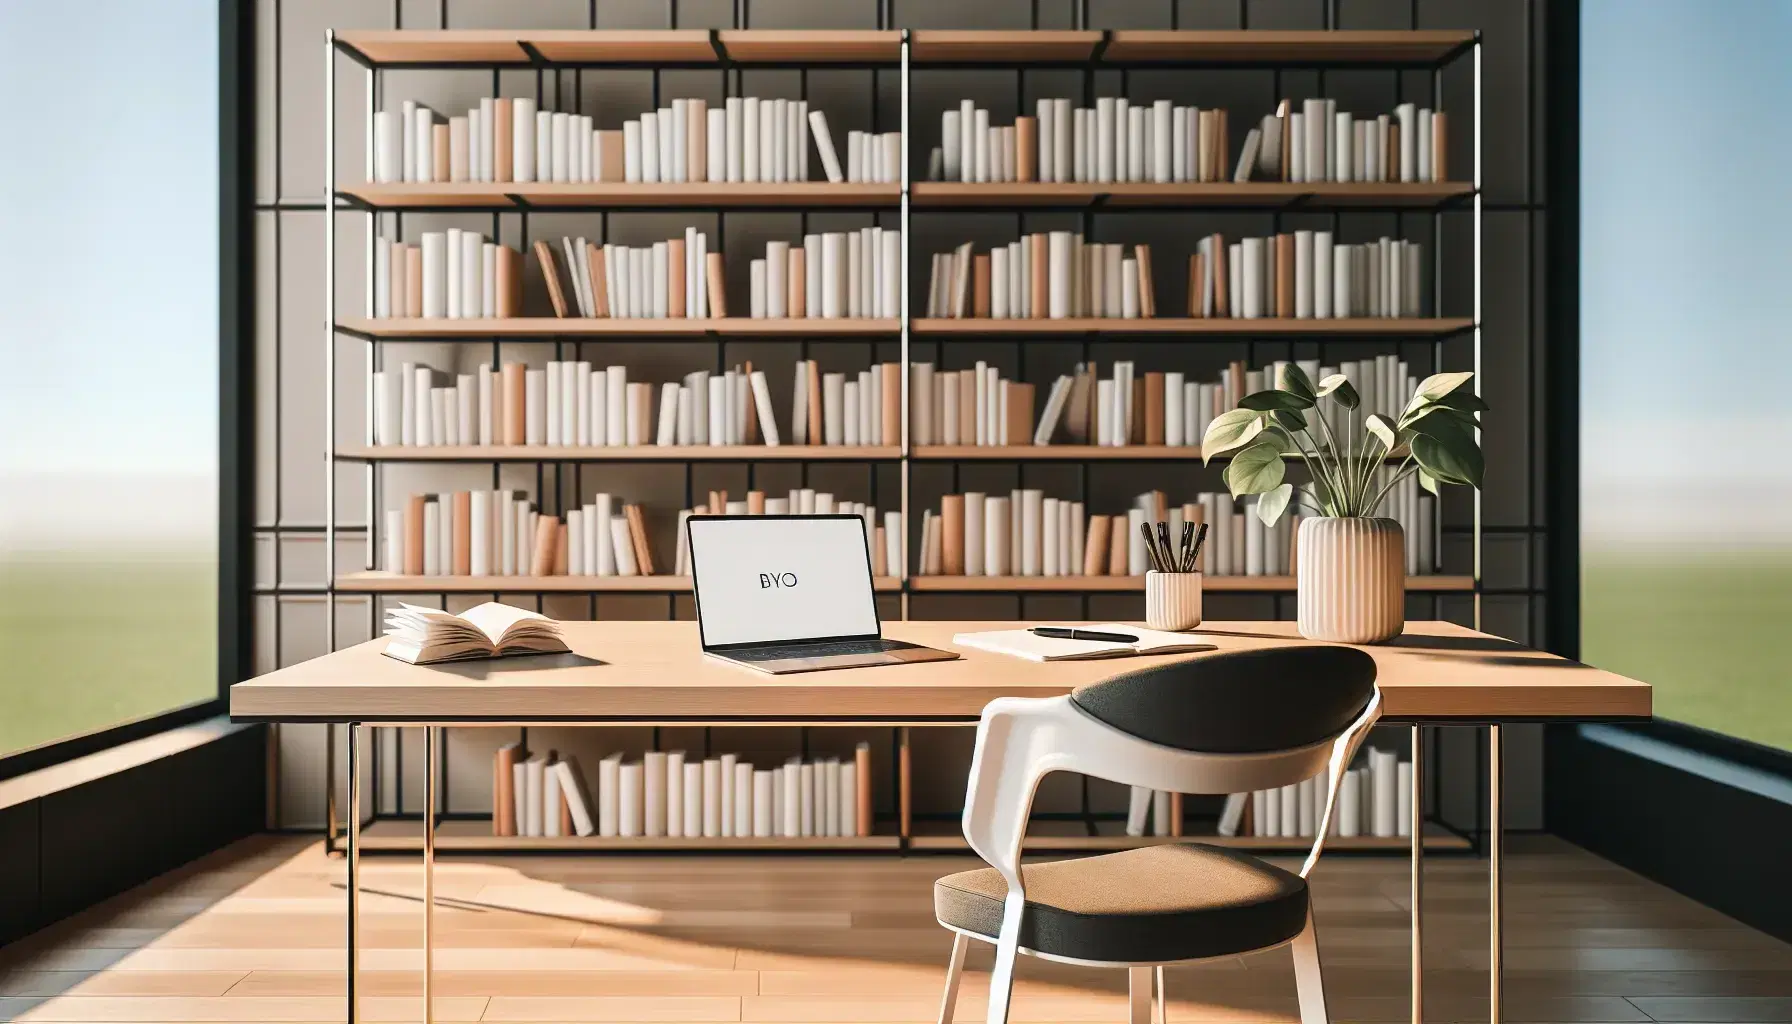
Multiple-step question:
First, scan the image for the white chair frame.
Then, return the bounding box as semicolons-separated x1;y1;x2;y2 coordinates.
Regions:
934;687;1383;1024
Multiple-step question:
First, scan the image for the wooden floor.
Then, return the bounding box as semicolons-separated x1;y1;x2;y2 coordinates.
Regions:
2;835;1790;1023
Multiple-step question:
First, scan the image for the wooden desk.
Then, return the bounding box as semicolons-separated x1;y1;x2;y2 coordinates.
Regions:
231;620;1648;1024
230;619;1649;724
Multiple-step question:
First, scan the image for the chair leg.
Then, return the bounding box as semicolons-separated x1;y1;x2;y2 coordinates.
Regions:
937;933;969;1024
1291;907;1328;1024
1154;965;1167;1024
1128;967;1153;1024
986;896;1025;1024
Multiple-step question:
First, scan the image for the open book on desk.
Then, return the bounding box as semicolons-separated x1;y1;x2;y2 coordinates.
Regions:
952;624;1216;663
383;602;569;665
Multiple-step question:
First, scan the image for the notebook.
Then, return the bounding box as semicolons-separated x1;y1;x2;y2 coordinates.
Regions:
952;624;1216;663
382;601;569;665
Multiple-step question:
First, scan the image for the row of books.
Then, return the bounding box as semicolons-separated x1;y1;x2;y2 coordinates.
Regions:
936;99;1237;185
371;360;910;449
382;491;655;578
372;234;523;321
1244;749;1414;839
1188;232;1425;320
493;743;874;838
925;238;1160;320
371;96;878;186
1260;101;1447;185
671;495;896;579
744;231;903;319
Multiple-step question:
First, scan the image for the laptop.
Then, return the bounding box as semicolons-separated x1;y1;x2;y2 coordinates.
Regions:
687;514;959;674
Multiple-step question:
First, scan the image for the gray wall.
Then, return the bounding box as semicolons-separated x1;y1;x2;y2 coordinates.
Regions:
254;0;1549;831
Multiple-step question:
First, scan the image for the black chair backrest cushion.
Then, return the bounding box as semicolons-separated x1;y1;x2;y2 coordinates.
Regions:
1070;645;1377;753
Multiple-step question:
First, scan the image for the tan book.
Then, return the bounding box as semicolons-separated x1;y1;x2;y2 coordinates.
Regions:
585;244;607;318
1212;234;1229;317
405;245;423;318
502;362;526;445
1198;110;1216;181
1003;381;1035;446
1107;512;1130;575
806;360;822;444
1229;359;1248;410
951;241;975;316
742;361;758;445
1131;378;1146;444
493;98;513;182
1387;121;1400;182
1432;112;1447;181
1216;109;1230;184
940;494;965;575
668;238;686;318
494;246;518;318
958;369;977;441
1029;233;1048;318
881;361;900;446
432;123;450;182
630;382;653;443
788;248;805;318
1275;234;1293;317
532;239;569;318
1063;369;1094;444
1188;252;1205;317
493;741;522;836
687;100;706;183
1015;116;1037;182
1083;514;1111;575
529;514;559;576
872;526;887;575
1144;372;1165;445
404;495;426;575
1135;245;1155;318
1288;514;1300;574
705;251;727;318
624;504;655;576
596;130;624;183
453;491;472;575
554;521;569;576
747;490;766;515
559;783;574;836
973;253;991;318
854;742;872;837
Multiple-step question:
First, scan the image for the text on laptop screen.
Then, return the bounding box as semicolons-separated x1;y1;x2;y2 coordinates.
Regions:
687;516;881;648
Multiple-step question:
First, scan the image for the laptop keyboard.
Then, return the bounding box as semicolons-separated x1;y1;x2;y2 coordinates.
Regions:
727;638;917;662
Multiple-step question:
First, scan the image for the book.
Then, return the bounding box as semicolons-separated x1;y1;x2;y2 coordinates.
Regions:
952;624;1216;662
381;601;568;665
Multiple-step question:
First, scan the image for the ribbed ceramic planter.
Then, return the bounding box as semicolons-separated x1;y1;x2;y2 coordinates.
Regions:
1145;571;1202;631
1297;516;1406;644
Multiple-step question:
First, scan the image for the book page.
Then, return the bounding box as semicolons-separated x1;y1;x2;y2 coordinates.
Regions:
458;601;549;645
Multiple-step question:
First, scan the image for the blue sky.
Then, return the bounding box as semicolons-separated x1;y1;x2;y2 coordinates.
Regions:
1581;0;1792;544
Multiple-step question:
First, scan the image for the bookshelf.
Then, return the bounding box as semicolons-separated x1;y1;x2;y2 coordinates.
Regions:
323;24;1481;856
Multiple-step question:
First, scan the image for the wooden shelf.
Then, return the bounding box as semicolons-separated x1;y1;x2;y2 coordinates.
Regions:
337;316;898;339
907;29;1475;66
334;572;902;594
908;823;1471;853
337;444;898;462
334;29;901;67
910;181;1474;208
915;445;1202;461
358;818;900;852
913;316;1472;337
908;575;1475;593
336;181;899;210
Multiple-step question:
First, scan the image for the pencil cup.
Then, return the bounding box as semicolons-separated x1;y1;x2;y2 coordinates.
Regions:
1145;571;1203;631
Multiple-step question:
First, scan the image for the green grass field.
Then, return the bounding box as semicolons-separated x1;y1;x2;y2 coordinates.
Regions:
0;556;215;757
1582;549;1792;752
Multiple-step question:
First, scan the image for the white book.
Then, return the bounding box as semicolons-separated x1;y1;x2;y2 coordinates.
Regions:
400;100;417;181
670;100;688;183
543;761;564;836
555;759;595;837
1396;760;1414;837
655;382;680;446
1280;783;1300;836
1125;785;1150;837
750;371;781;446
706;107;727;182
808;110;844;184
522;754;545;836
618;761;643;837
623;121;643;182
414;105;435;182
662;751;685;837
762;100;780;182
1370;748;1398;837
642;751;667;837
681;759;702;837
375;110;401;183
724;97;743;182
1217;793;1248;837
1151;100;1173;183
733;762;753;838
941;109;961;180
702;758;722;836
741;98;759;183
751;769;773;838
380;601;566;665
1297;776;1316;836
1295;230;1314;318
478;98;494;182
509;98;535;183
781;760;801;837
641;111;661;183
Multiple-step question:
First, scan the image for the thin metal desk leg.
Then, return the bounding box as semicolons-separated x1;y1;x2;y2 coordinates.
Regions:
1489;724;1503;1024
1410;725;1423;1024
424;726;437;1024
346;722;361;1024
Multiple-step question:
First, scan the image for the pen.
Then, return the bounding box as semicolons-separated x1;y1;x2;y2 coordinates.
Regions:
1030;627;1141;643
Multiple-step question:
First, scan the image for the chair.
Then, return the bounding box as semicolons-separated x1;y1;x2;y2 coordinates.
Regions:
931;646;1382;1024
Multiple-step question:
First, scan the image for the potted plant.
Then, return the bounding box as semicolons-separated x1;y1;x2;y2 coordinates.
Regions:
1201;366;1484;643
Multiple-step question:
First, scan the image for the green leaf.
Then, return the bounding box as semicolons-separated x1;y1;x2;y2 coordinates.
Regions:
1222;441;1287;496
1364;414;1399;452
1200;408;1264;463
1255;483;1294;527
1275;363;1317;402
1271;408;1308;433
1409;421;1483;488
1411;371;1475;405
1400;402;1478;432
1239;388;1315;412
1317;373;1360;410
1418;469;1439;496
1430;388;1489;415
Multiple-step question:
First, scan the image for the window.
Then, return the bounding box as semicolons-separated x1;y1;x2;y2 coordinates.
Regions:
0;1;220;759
1580;0;1792;751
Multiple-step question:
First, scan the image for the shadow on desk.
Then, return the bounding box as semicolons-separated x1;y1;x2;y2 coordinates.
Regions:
423;652;608;678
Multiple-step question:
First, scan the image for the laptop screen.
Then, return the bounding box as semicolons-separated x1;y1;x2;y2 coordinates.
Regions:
687;515;881;650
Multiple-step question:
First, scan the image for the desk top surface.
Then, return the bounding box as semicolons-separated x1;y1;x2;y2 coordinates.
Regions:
230;620;1651;723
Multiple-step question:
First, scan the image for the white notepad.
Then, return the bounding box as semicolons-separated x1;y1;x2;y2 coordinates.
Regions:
952;624;1215;662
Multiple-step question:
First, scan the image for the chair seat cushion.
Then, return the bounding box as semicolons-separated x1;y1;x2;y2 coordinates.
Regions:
933;843;1308;963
